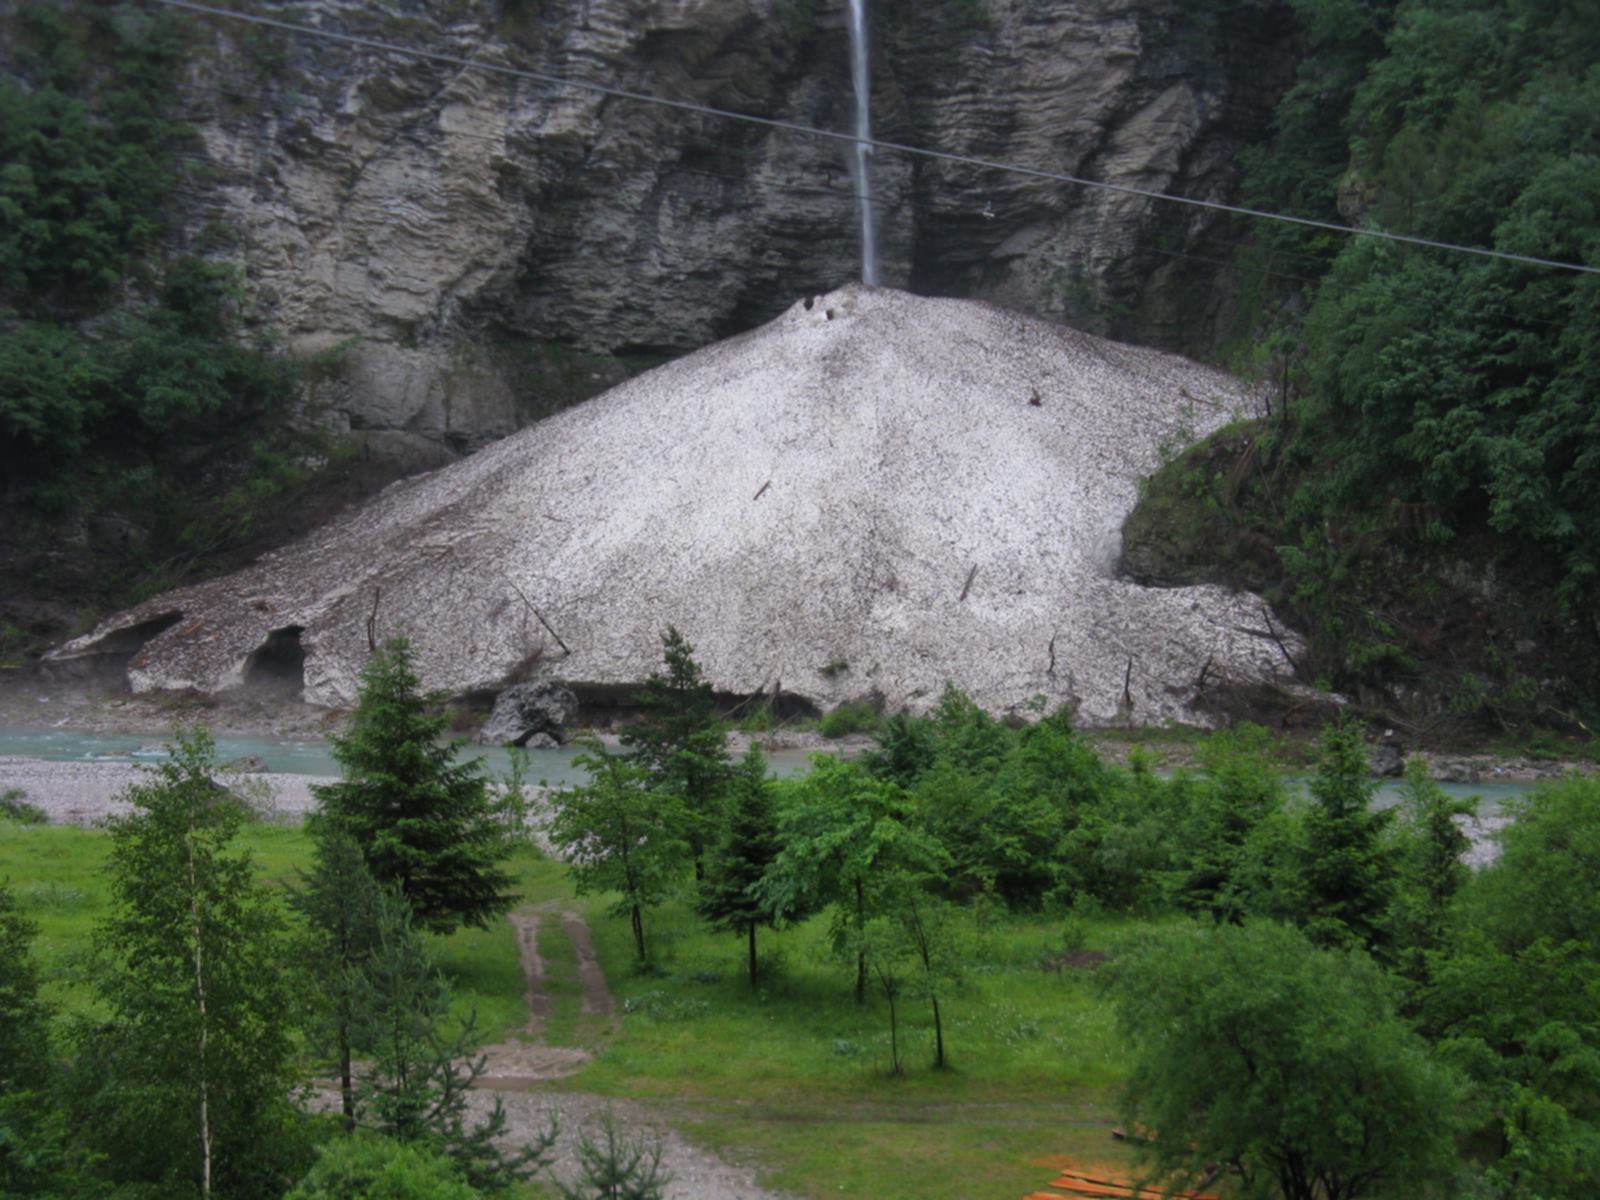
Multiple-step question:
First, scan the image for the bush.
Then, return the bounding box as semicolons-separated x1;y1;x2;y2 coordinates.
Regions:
285;1134;481;1200
0;789;47;825
818;701;881;739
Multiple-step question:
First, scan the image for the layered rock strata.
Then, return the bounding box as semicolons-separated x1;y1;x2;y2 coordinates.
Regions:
168;0;1292;462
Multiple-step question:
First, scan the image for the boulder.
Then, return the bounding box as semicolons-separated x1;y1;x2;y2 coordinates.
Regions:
1368;743;1404;779
477;681;579;748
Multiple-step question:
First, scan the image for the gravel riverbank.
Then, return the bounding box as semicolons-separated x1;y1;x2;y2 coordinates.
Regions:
0;757;337;826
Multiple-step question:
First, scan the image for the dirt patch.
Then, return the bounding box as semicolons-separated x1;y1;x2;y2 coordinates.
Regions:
563;909;616;1018
474;905;602;1087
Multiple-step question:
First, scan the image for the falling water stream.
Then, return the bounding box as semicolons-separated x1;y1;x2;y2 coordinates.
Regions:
846;0;878;285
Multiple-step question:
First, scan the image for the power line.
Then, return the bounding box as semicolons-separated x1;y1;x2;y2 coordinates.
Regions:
148;0;1598;277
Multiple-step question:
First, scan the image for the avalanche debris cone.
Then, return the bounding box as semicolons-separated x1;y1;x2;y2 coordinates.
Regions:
51;287;1301;724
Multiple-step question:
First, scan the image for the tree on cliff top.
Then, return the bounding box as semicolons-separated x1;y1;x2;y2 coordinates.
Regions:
314;637;516;935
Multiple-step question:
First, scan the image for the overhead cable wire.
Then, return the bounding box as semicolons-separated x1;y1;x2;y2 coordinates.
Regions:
147;0;1599;276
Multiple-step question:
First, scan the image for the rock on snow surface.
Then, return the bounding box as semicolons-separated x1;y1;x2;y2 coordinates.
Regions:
54;286;1299;724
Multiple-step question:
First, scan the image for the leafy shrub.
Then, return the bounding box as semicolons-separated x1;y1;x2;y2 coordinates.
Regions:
285;1134;480;1200
0;789;46;825
818;701;881;738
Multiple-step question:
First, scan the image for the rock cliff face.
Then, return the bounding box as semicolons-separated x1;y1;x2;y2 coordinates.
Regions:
51;287;1302;726
174;0;1293;466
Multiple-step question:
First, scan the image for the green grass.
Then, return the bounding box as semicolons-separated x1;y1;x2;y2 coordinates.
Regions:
1;821;1142;1198
547;894;1139;1199
0;820;546;1042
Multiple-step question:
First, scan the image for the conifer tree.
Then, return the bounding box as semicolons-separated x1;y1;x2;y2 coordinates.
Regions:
697;748;781;986
1300;717;1393;952
351;886;555;1191
621;626;731;880
292;826;386;1129
314;637;516;934
0;882;55;1193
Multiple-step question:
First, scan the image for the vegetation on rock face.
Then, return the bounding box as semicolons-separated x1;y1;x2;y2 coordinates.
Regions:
1144;0;1600;732
0;0;325;651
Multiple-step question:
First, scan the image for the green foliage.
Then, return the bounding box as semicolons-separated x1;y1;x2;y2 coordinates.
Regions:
550;739;687;963
1299;717;1395;951
315;638;517;935
348;886;554;1191
0;787;47;825
1102;921;1462;1200
1173;724;1290;922
761;757;945;1005
285;1133;482;1200
1226;0;1600;704
0;884;49;1096
697;748;783;985
620;627;732;879
0;0;302;614
80;724;305;1197
817;700;881;738
555;1111;670;1200
0;883;57;1195
292;827;388;1128
1385;758;1474;983
1420;776;1600;1198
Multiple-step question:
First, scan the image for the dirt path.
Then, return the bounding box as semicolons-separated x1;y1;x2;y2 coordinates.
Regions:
472;905;794;1199
474;905;599;1087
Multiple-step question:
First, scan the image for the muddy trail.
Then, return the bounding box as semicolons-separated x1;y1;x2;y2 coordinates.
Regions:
473;904;794;1200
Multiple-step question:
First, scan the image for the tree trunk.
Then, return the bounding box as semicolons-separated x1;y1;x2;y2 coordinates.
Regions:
931;994;946;1069
339;1015;355;1129
747;921;758;987
854;877;867;1006
185;836;212;1200
885;982;901;1076
631;903;646;962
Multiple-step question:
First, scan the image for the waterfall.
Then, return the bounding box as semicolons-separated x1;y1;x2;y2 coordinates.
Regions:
846;0;878;285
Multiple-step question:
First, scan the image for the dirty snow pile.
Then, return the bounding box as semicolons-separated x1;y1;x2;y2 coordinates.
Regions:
52;286;1300;724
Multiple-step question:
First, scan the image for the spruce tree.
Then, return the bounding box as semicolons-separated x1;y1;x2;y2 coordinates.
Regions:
314;637;516;934
291;826;386;1129
1300;717;1393;952
697;748;781;986
351;887;555;1191
621;626;731;880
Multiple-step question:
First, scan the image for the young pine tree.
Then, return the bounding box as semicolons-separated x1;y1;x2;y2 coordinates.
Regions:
1300;717;1394;952
697;748;781;986
292;825;386;1130
621;626;731;881
351;885;554;1191
314;637;516;935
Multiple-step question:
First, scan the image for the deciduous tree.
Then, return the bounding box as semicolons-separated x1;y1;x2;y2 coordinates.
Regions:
621;626;731;881
85;725;302;1198
1102;921;1461;1200
549;740;686;963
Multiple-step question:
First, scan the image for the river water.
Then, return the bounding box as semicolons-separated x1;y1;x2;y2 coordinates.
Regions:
0;724;1532;811
0;725;819;787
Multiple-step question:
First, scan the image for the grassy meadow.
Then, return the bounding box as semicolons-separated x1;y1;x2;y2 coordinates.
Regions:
0;817;1142;1200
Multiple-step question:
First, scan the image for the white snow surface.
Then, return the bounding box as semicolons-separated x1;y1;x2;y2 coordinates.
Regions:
54;286;1300;723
